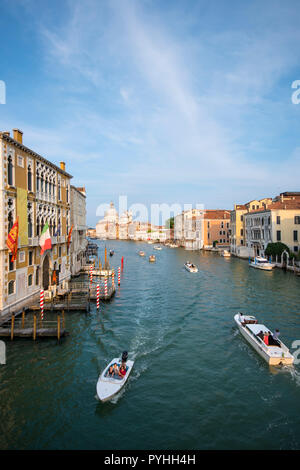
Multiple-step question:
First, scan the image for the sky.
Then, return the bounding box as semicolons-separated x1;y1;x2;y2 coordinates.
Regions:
0;0;300;226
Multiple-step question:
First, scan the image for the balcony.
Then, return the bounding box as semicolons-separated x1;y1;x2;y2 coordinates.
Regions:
28;237;39;246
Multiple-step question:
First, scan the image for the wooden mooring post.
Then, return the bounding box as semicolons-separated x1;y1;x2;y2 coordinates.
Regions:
33;315;37;341
10;314;15;341
22;309;25;329
57;315;61;340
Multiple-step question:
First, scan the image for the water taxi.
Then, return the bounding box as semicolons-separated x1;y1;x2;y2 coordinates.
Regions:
221;250;231;257
249;256;275;271
149;255;156;262
234;313;294;366
184;262;198;273
138;251;145;257
96;352;134;402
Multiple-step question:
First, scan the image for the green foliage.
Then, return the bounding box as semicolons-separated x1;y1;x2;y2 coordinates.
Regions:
265;242;290;257
213;240;218;247
165;217;174;229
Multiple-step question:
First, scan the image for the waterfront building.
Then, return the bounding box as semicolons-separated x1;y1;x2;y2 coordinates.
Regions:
203;210;231;249
245;197;300;257
230;198;272;258
0;129;72;316
96;201;119;239
86;228;97;238
174;209;204;249
70;186;87;276
119;211;133;239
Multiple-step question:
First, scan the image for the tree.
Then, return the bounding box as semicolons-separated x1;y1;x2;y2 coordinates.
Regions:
265;242;290;258
213;240;218;248
165;217;174;229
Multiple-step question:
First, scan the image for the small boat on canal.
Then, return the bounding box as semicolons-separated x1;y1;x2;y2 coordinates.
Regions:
96;351;134;402
221;250;231;257
149;255;156;262
234;313;294;366
139;250;145;257
154;246;162;250
109;250;114;257
184;262;198;273
249;256;275;271
169;244;177;248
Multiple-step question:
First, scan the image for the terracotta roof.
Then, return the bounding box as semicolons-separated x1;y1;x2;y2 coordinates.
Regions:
247;201;300;214
204;210;230;219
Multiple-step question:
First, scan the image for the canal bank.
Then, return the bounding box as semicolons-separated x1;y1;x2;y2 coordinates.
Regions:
0;240;300;450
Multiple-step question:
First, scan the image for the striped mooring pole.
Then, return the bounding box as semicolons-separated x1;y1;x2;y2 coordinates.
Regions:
112;269;115;288
118;266;121;286
104;278;108;297
96;284;100;310
89;264;93;284
40;289;44;320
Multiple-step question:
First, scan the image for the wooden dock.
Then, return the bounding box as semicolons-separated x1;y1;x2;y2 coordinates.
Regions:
0;313;68;340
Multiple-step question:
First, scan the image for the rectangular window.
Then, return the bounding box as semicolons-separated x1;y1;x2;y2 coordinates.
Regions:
241;229;243;236
28;251;33;265
59;246;62;258
293;231;298;242
277;216;280;224
28;274;33;286
276;230;281;241
295;216;300;224
9;254;14;271
241;215;243;221
294;246;299;252
17;155;24;167
208;233;210;239
19;251;25;263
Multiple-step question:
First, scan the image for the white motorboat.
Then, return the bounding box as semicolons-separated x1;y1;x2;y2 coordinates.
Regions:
184;262;198;273
154;246;162;250
234;313;294;366
149;255;156;262
249;256;275;271
221;250;231;257
169;244;177;248
96;352;134;402
138;251;145;257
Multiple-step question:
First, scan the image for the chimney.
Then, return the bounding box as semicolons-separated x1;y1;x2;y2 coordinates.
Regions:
60;161;66;172
13;129;23;144
1;131;10;137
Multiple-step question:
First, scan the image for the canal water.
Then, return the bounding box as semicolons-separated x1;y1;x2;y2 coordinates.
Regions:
1;240;300;450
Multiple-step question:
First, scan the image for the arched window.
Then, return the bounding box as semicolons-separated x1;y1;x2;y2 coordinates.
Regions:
8;211;13;232
8;280;14;295
28;165;32;191
36;217;40;237
8;156;13;186
28;274;33;287
28;214;33;238
36;174;40;191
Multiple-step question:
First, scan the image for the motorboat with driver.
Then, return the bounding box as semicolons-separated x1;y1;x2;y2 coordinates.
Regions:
96;351;134;402
184;262;198;273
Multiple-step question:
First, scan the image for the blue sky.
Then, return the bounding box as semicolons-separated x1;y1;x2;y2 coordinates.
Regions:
1;0;300;226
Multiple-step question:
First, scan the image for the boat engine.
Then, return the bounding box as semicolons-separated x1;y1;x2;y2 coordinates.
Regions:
122;351;128;363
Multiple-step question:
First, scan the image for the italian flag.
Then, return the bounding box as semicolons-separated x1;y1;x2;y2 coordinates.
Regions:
39;221;52;255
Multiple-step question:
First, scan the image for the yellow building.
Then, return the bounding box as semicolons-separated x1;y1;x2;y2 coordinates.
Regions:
230;198;272;257
0;129;73;317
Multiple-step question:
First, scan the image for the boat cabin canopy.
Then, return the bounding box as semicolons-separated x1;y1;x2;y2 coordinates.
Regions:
246;323;269;335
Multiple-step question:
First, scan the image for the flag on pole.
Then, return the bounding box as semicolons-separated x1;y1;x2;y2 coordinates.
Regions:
39;221;52;255
67;225;74;248
6;218;19;262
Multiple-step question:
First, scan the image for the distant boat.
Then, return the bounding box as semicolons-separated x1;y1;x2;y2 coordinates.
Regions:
96;351;134;402
184;262;198;273
154;246;162;250
169;244;177;248
139;251;145;257
249;256;275;271
109;250;114;257
234;313;294;366
149;255;156;262
221;250;231;257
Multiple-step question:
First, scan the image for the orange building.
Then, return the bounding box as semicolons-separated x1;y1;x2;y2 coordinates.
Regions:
203;210;231;248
